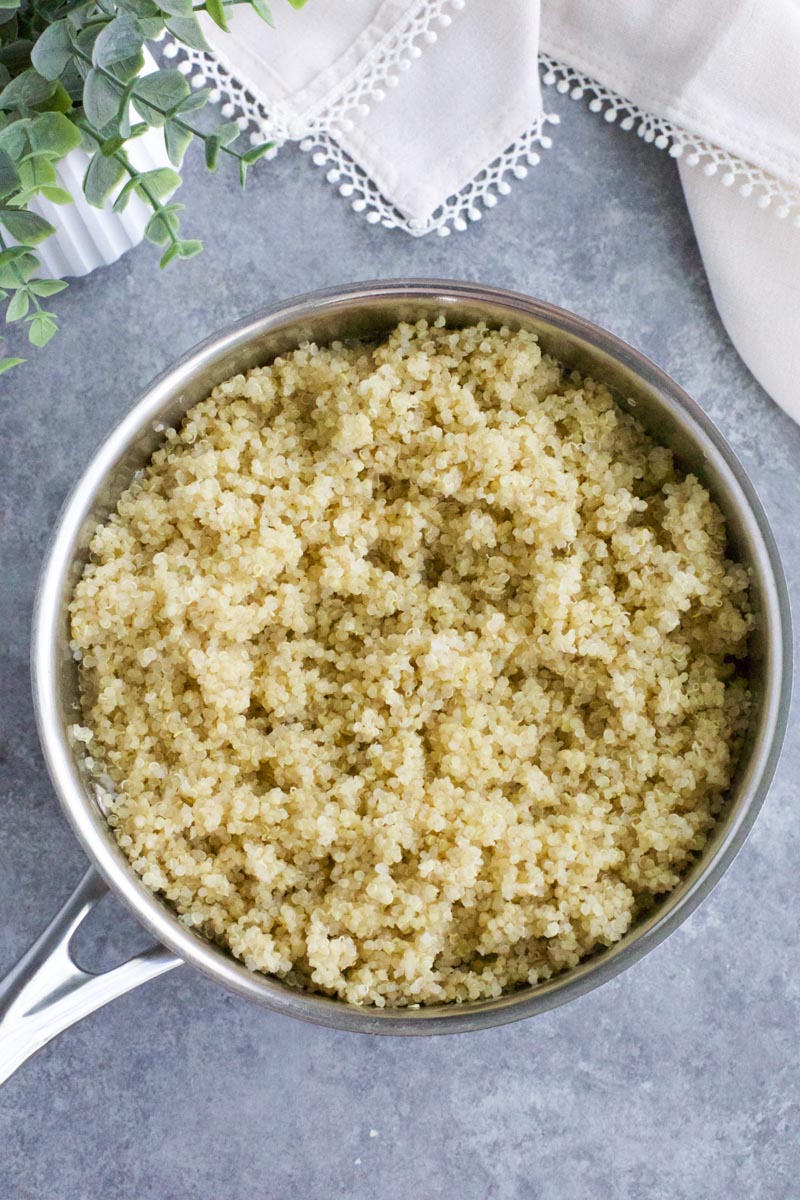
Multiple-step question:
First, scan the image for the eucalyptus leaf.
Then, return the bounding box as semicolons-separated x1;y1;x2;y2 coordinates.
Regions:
30;111;82;157
0;0;22;11
83;148;125;206
30;20;73;81
27;310;58;347
0;69;56;110
38;79;74;114
135;165;180;200
5;285;28;321
164;117;191;166
0;356;24;374
174;89;210;115
157;0;193;16
82;68;123;129
249;0;274;26
136;17;164;39
108;49;146;84
38;184;72;204
111;175;136;212
116;0;160;15
92;16;145;69
0;146;19;197
0;119;29;159
0;206;55;242
28;277;67;296
132;67;190;125
144;208;177;244
159;236;201;267
205;0;228;32
163;15;211;52
0;247;37;286
15;155;58;199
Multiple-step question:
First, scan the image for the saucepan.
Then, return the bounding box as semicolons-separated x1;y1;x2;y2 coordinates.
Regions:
0;281;791;1086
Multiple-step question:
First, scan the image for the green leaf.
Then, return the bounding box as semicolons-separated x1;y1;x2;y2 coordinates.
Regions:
205;0;228;31
111;176;136;212
92;16;145;69
174;89;209;115
0;355;24;374
5;286;29;321
132;68;189;126
250;0;274;26
136;166;180;201
0;147;19;197
238;141;271;187
163;15;211;52
116;0;159;14
100;135;125;156
28;278;67;297
38;184;73;204
286;0;308;7
216;120;241;147
27;310;58;347
0;120;30;160
158;0;193;15
204;119;239;171
158;241;180;267
107;49;145;85
83;149;126;206
177;238;201;257
164;117;191;166
204;135;219;171
12;156;58;204
0;70;57;111
30;20;74;82
145;208;177;244
0;246;37;286
159;237;201;268
0;0;21;10
37;80;74;115
30;111;82;158
0;207;55;243
82;68;123;130
136;17;164;39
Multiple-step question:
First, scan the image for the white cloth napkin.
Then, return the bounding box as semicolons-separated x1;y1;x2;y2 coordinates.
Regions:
188;1;800;421
198;0;544;233
194;0;800;421
541;0;800;424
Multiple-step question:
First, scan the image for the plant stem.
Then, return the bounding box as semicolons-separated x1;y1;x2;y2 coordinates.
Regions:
69;39;251;166
0;227;43;314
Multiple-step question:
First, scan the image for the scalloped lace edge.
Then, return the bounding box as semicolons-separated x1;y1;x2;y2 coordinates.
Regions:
162;1;560;237
164;0;467;143
162;19;800;236
541;56;800;226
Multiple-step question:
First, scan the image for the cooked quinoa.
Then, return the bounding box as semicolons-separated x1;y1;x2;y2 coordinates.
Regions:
69;319;752;1006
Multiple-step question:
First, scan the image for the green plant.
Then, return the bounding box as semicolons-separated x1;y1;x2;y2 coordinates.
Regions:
0;0;308;374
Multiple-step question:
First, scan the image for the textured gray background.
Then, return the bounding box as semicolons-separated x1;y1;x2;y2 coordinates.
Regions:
1;88;799;1200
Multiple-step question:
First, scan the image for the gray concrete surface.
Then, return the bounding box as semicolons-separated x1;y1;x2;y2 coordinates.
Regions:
1;87;799;1200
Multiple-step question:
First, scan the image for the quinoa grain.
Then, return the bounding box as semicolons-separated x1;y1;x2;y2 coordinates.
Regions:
69;320;751;1006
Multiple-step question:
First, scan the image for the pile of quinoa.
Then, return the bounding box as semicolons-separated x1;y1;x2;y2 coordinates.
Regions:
69;320;751;1006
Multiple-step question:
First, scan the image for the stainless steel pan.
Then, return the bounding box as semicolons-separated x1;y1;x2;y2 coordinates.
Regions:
0;281;791;1085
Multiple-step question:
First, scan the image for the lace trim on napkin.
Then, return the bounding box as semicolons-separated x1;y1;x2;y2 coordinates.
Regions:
165;0;463;143
541;57;800;227
163;15;800;236
163;0;559;237
293;116;557;237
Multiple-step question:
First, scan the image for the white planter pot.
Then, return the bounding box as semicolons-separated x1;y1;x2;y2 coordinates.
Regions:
28;123;172;279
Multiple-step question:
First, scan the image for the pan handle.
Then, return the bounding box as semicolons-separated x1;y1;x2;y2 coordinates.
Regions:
0;866;181;1087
